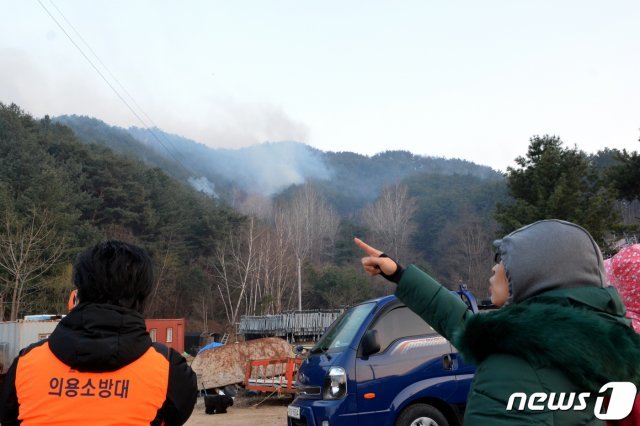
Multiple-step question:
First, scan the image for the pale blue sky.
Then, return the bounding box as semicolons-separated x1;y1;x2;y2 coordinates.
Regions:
2;0;639;171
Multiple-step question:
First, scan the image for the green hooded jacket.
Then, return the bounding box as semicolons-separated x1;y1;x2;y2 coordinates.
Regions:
395;220;640;425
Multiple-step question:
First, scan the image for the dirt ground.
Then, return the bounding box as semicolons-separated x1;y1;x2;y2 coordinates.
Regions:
185;394;293;426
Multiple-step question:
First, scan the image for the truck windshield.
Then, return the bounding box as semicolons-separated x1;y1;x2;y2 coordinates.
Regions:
311;302;375;354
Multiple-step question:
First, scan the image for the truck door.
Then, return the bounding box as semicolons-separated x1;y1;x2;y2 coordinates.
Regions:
355;305;458;425
448;343;476;405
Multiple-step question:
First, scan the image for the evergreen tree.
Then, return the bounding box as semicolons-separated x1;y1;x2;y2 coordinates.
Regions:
0;103;241;321
607;147;640;201
495;135;617;243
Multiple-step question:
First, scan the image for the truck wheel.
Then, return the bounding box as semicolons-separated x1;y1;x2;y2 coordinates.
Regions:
396;403;449;426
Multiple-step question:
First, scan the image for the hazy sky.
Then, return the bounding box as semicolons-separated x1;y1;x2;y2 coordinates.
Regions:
2;1;639;171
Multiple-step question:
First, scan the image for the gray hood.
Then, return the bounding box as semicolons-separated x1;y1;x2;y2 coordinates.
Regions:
494;219;606;304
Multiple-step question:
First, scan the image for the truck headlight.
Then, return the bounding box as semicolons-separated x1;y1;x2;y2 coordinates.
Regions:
323;366;347;400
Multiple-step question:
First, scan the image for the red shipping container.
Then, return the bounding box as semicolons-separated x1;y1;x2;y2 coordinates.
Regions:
145;319;185;353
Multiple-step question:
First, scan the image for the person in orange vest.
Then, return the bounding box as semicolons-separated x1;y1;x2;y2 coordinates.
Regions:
0;240;197;425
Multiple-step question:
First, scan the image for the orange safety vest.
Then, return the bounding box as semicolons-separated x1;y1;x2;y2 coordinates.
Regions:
15;342;169;425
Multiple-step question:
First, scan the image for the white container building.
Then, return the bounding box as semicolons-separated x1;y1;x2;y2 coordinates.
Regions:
0;317;61;374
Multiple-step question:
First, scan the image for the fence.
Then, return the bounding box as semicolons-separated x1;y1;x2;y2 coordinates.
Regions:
238;310;343;342
244;357;303;394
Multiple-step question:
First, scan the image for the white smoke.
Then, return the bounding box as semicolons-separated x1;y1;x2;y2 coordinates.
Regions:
188;176;217;198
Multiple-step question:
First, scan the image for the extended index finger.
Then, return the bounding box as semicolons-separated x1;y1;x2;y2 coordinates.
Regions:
354;238;383;257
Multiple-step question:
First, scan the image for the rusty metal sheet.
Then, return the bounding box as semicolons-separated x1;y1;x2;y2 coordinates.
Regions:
191;337;293;389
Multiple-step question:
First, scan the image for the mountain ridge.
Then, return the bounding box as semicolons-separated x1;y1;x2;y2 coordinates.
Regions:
54;115;503;213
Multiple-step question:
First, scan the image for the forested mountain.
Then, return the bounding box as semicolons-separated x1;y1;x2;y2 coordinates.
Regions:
127;126;331;199
57;115;503;214
54;115;191;182
55;114;510;294
6;104;635;332
1;104;243;324
0;106;509;328
305;150;502;215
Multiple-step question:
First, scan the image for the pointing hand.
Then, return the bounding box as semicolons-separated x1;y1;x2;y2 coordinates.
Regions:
354;238;398;277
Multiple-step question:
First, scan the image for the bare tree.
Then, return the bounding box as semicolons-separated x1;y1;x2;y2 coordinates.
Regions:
256;219;296;314
279;184;339;310
435;210;496;297
0;209;65;321
210;217;260;329
361;183;417;263
145;232;175;318
202;214;297;331
204;185;338;324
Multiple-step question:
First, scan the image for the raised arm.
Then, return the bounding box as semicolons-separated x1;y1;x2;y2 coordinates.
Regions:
354;238;473;340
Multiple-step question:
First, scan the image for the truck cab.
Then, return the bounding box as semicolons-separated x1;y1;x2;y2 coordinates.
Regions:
287;289;478;426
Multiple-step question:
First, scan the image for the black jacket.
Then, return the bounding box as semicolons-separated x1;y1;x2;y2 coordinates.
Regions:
0;303;197;425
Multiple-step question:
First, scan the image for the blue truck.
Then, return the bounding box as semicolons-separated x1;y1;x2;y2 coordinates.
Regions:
287;288;479;426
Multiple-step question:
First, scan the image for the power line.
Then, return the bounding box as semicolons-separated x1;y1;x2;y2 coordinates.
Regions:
46;0;164;134
36;0;197;178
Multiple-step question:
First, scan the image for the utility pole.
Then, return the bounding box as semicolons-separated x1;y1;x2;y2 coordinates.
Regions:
297;256;302;311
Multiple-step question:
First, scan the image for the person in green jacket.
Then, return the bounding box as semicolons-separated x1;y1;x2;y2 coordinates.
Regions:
356;219;640;425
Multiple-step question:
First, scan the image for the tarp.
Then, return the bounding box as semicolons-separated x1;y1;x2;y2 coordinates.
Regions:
197;342;223;354
191;337;293;389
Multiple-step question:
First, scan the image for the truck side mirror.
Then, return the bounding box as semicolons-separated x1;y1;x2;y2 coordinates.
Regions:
457;284;479;313
361;329;380;357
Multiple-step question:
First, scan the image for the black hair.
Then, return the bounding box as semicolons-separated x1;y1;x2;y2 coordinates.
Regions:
73;240;154;313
